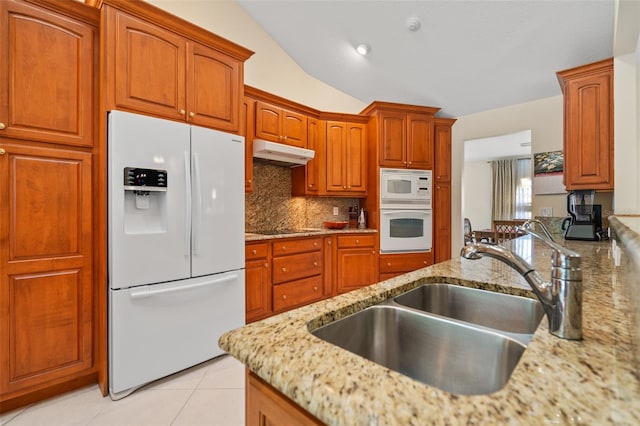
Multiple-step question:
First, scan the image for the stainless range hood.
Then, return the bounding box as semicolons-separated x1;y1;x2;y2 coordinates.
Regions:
253;139;315;167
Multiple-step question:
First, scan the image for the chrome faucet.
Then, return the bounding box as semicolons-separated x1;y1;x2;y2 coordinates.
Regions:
460;230;582;340
521;218;555;242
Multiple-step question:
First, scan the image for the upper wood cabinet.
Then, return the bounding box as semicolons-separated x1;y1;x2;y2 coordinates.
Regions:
434;119;453;182
292;117;325;196
103;1;253;132
557;58;614;190
255;101;307;147
0;0;96;147
362;103;439;170
325;121;367;196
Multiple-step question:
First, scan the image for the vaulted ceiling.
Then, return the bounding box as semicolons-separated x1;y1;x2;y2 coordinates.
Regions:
237;0;615;118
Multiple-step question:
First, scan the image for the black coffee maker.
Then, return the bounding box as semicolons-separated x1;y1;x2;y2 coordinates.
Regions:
562;189;602;241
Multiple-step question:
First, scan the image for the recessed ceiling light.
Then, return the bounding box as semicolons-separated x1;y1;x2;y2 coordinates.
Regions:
406;17;421;32
356;44;371;56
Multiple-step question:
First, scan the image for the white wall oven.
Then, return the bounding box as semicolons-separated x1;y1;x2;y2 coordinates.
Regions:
379;168;432;253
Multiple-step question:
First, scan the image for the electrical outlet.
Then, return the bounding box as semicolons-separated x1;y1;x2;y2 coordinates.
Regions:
540;207;553;217
333;206;339;216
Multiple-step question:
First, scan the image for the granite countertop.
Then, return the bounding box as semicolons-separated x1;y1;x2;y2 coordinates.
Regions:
245;228;377;242
222;217;640;425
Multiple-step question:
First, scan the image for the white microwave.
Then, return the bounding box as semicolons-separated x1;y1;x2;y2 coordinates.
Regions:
380;168;432;209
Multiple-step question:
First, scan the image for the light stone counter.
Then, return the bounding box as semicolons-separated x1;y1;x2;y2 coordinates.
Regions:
222;217;640;425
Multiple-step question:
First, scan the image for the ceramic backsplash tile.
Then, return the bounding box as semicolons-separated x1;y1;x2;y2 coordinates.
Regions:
245;161;361;231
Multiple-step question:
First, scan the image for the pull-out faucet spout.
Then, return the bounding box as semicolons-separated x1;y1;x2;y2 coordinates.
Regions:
461;233;582;340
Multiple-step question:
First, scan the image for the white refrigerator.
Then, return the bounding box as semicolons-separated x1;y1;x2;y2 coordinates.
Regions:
108;110;245;399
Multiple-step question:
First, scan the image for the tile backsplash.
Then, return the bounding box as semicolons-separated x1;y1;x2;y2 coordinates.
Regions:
245;161;361;231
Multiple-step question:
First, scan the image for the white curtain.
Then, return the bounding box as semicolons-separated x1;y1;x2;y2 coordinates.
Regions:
492;157;532;221
491;158;518;221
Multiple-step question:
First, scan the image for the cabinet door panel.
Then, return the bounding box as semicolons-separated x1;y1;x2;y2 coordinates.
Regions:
1;143;93;394
406;114;433;169
281;111;307;148
246;259;271;323
110;9;186;120
336;248;377;294
188;42;240;132
434;182;451;263
346;123;366;193
379;113;406;167
434;124;451;182
255;102;281;142
325;121;346;192
1;0;95;147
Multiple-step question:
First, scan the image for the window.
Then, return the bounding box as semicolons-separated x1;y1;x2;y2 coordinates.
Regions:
515;158;532;219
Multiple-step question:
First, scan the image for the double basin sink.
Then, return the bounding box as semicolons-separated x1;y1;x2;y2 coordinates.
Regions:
310;284;544;395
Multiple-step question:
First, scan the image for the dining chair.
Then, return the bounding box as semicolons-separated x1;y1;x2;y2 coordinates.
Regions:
464;218;475;245
493;219;527;244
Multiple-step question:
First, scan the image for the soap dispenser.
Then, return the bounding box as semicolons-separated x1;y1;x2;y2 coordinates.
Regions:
358;208;366;229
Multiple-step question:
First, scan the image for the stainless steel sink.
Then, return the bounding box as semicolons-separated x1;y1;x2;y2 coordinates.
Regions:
311;305;526;395
393;284;544;339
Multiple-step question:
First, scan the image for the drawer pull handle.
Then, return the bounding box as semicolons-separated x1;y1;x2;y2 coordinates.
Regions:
355;239;359;244
252;249;257;255
313;262;318;267
282;267;287;272
281;246;286;251
313;286;318;291
282;294;287;300
387;262;391;266
313;242;318;247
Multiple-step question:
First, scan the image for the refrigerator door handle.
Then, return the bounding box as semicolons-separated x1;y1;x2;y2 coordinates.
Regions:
130;273;240;299
184;151;191;257
192;151;202;256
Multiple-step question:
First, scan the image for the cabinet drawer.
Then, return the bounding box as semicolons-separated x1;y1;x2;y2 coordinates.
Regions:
273;275;323;312
337;235;375;249
246;243;269;261
272;238;322;256
379;252;433;274
272;251;322;284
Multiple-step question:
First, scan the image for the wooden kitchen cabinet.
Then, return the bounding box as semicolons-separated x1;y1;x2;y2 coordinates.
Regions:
325;120;367;196
379;252;433;281
0;0;95;148
377;111;435;169
433;118;456;263
255;101;307;147
292;117;325;196
245;242;271;323
103;0;252;132
0;0;99;412
242;98;255;193
0;142;95;407
557;58;614;190
247;371;323;426
271;237;324;314
335;235;377;294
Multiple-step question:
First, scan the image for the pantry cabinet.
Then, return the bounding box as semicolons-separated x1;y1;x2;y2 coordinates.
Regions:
325;120;367;196
103;0;252;132
255;101;308;147
433;118;455;263
0;0;99;411
556;58;614;190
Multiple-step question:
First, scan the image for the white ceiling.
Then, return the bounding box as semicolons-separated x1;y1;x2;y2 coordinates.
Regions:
237;0;615;118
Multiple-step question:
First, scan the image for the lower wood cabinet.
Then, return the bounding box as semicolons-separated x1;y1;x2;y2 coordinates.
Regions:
245;242;271;323
335;235;378;294
379;252;433;281
247;370;323;425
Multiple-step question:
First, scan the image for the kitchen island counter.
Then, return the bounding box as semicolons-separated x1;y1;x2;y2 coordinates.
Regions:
221;217;640;425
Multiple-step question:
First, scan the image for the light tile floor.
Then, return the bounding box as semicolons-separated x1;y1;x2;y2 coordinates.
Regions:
0;355;245;426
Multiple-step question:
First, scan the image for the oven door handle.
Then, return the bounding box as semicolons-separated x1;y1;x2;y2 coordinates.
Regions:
381;210;432;216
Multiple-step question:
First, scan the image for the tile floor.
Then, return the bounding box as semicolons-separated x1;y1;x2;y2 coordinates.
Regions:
0;355;245;426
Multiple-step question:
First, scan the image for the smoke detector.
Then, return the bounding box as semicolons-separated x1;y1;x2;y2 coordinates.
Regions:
406;17;421;32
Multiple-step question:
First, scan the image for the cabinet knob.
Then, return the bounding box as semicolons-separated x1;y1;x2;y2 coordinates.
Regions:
313;286;318;292
408;161;412;165
343;185;347;189
282;267;287;272
281;246;286;250
347;186;351;189
263;263;268;268
282;294;287;300
251;249;257;255
404;161;407;165
423;261;427;265
313;262;318;267
0;148;5;155
313;242;318;247
179;109;186;115
283;136;288;140
189;112;195;118
0;123;5;130
372;250;376;254
328;240;332;245
247;179;252;184
387;262;391;266
355;239;359;244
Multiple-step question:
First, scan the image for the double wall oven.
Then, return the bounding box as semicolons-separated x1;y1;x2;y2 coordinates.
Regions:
379;168;432;253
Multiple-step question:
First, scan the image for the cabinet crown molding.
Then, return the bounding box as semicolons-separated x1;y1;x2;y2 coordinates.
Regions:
556;57;613;91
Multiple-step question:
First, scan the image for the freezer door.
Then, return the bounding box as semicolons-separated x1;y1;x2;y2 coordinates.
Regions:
190;126;245;276
109;270;245;396
108;111;191;289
